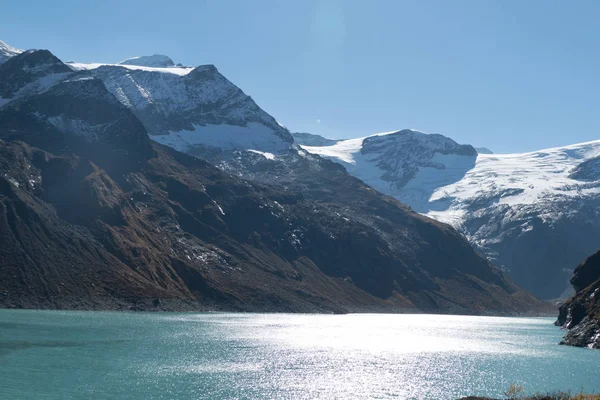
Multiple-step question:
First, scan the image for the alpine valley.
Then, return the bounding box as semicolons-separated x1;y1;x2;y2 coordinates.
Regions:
0;40;553;316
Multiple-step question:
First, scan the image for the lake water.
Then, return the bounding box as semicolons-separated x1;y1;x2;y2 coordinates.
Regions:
1;310;599;399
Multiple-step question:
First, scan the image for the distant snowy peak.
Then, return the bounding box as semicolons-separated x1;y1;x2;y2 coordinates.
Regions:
0;40;23;64
361;129;476;158
302;129;476;199
119;54;175;68
291;132;340;146
476;147;494;154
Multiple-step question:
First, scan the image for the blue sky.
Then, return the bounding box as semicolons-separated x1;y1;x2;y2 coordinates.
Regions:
2;0;599;153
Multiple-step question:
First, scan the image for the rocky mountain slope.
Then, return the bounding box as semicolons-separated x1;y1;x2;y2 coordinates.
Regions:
0;42;550;314
556;249;600;348
0;49;72;107
301;130;600;299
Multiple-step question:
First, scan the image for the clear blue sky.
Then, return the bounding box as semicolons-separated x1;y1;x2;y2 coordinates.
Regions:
2;0;599;153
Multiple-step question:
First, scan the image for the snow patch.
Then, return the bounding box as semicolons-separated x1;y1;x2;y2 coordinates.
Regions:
213;200;225;215
247;149;276;160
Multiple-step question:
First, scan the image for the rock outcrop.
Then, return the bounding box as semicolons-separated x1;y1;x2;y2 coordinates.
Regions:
556;249;600;348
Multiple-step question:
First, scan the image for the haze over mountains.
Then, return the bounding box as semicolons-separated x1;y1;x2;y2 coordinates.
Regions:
0;40;554;314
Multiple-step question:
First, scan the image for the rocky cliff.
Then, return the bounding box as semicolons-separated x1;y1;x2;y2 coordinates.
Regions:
556;250;600;348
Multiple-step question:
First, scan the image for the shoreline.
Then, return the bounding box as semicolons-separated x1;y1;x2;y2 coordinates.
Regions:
0;304;559;318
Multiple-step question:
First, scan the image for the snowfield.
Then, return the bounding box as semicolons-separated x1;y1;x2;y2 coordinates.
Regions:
302;132;600;222
428;140;600;222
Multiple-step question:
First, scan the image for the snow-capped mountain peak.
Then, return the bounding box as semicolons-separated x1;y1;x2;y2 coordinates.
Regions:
0;40;23;65
1;47;294;158
68;60;294;155
302;129;477;202
119;54;175;68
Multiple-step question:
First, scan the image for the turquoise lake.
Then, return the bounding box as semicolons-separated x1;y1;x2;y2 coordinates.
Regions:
1;310;599;399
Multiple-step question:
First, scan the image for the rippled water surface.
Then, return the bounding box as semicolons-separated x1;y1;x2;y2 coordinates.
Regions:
1;310;599;399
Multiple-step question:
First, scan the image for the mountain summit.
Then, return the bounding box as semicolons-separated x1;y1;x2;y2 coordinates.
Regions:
119;54;175;68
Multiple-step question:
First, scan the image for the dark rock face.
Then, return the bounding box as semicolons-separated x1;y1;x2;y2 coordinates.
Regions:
465;204;600;299
557;249;600;348
0;77;155;173
569;155;600;182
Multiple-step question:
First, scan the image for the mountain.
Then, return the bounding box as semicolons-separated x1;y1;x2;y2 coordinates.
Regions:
300;130;600;299
119;54;175;68
556;249;600;348
292;132;341;146
66;59;294;158
475;147;493;154
0;49;72;107
0;43;550;314
0;39;22;64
